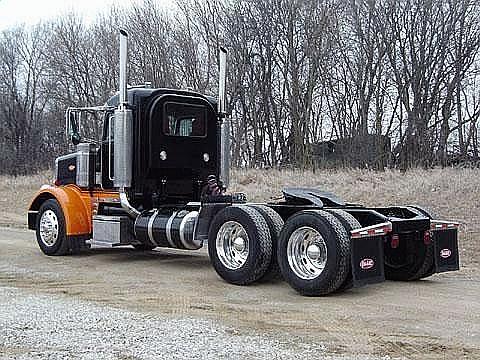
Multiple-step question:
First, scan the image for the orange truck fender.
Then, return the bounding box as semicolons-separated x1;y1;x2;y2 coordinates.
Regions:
28;184;105;236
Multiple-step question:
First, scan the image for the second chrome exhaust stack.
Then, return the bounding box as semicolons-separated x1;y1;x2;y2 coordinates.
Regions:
218;47;227;116
218;47;230;189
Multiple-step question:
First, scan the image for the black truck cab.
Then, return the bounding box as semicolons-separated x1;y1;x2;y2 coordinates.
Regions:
101;88;221;208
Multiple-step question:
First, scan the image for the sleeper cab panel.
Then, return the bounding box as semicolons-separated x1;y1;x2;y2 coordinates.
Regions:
147;95;218;174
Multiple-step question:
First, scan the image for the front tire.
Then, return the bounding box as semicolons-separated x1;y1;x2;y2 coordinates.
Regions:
36;199;80;256
208;205;272;285
278;210;350;296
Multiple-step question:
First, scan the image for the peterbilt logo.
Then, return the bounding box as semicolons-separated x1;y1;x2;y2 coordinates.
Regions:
68;164;75;171
440;248;452;259
360;258;375;270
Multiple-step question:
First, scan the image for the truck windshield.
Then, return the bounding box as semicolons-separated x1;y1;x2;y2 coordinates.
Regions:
163;102;206;137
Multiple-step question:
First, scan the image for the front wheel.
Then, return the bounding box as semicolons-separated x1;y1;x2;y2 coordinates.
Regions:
36;199;81;255
208;205;272;285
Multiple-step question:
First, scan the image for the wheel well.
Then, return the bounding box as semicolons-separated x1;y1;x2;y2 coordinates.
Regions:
28;193;56;230
30;193;56;211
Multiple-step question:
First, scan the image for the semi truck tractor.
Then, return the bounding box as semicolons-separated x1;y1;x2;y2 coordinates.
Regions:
28;30;460;296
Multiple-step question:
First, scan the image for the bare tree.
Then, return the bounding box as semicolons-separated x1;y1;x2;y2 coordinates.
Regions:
1;0;480;175
0;25;49;175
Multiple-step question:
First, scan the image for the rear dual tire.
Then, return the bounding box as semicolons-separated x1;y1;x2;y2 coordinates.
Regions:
209;206;355;296
384;205;436;281
277;210;351;296
326;209;362;291
247;204;284;281
208;205;272;285
408;206;436;280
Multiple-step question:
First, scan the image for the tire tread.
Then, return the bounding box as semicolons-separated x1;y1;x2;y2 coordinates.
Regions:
247;204;284;281
326;209;362;292
36;199;83;256
238;205;272;284
208;205;272;285
279;210;350;296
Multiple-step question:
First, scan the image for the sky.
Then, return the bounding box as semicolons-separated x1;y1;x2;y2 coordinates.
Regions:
0;0;170;31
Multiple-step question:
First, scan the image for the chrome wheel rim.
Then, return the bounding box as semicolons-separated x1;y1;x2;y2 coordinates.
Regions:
287;226;327;280
216;221;249;270
39;210;59;247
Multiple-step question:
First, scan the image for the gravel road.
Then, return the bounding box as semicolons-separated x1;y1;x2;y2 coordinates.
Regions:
0;286;333;360
0;227;479;359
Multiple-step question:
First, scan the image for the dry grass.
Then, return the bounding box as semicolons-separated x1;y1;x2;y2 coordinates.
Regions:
0;171;53;228
0;168;478;266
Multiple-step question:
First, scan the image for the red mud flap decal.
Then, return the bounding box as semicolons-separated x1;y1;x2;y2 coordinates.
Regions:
431;221;460;273
350;223;390;287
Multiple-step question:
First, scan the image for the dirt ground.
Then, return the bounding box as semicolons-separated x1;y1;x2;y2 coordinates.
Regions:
0;168;479;359
0;227;478;359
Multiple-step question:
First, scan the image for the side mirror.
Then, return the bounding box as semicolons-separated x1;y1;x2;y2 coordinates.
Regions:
69;111;81;145
71;132;81;146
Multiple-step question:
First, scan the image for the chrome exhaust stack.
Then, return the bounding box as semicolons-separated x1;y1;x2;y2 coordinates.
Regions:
118;29;128;108
218;47;230;189
114;29;139;218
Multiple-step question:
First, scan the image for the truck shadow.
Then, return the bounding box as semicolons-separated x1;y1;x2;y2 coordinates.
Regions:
73;247;212;269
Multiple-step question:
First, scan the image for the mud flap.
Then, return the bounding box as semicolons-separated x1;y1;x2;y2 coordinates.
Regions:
432;229;459;273
351;235;385;287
